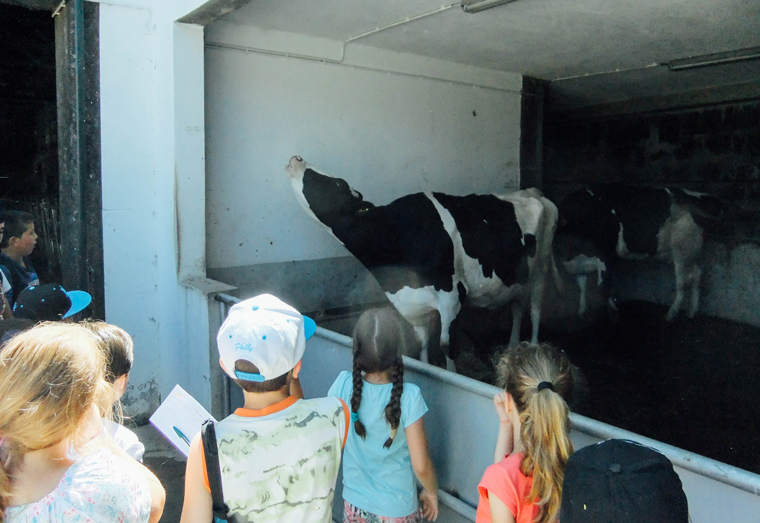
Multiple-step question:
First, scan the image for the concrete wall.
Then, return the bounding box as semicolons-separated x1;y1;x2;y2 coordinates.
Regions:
98;0;234;421
544;98;760;326
204;20;523;310
95;0;523;420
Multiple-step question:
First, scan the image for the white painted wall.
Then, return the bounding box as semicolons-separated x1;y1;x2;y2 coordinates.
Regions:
96;0;524;419
98;0;230;420
205;21;523;269
99;1;164;420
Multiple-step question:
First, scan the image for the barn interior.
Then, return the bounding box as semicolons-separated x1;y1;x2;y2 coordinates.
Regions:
203;0;760;473
0;3;61;283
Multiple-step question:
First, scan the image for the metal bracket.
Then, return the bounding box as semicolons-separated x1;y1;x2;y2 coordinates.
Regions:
52;0;66;18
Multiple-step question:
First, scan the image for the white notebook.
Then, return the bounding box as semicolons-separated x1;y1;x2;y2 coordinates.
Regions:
149;384;217;457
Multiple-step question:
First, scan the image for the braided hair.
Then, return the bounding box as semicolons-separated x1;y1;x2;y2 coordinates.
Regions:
350;307;408;448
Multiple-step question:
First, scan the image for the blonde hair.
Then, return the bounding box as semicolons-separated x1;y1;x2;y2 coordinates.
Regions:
0;322;111;518
496;342;575;523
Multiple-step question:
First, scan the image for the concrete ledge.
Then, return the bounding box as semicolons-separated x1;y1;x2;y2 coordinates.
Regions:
180;276;237;296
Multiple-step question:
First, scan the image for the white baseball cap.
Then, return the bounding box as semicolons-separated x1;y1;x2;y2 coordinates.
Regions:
216;294;317;381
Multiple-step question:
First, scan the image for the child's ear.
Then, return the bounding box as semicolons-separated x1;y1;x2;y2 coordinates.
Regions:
219;357;227;372
292;360;303;379
112;374;129;400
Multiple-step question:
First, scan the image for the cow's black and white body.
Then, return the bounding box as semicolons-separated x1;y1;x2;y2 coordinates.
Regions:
286;156;558;369
558;184;721;321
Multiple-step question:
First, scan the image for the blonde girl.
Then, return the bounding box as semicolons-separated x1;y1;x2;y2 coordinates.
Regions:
328;308;439;522
0;322;165;522
476;342;575;523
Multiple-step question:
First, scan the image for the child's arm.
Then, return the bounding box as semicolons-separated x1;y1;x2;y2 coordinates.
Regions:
493;391;514;463
97;430;166;523
488;494;516;523
180;433;213;523
406;417;439;521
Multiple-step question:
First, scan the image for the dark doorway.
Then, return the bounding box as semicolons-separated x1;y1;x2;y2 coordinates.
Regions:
1;3;61;283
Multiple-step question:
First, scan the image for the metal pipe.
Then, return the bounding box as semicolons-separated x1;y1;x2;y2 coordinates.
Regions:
214;293;241;306
438;489;477;519
345;4;459;45
218;299;231;416
461;0;520;14
313;327;760;497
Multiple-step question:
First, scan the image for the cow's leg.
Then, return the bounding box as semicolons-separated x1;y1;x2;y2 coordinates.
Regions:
666;259;687;322
509;300;523;348
438;306;458;373
576;274;588;317
529;272;547;345
689;265;702;318
413;325;430;364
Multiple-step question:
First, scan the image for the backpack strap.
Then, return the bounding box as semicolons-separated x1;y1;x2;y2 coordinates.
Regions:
201;420;229;521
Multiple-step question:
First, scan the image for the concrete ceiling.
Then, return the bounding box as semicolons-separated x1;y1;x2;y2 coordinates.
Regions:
219;0;760;112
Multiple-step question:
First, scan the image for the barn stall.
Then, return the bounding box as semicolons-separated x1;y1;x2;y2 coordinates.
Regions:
201;0;760;517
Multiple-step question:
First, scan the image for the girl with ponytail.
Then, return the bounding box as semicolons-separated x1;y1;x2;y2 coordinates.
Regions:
328;307;439;523
476;342;576;523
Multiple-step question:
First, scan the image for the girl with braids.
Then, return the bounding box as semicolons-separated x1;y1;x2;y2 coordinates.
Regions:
476;342;576;523
0;322;165;523
328;308;439;523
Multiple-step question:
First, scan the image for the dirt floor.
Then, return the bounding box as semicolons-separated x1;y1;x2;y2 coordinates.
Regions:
455;300;760;475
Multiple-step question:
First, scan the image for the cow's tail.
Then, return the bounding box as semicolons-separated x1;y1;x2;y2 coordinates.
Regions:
668;188;724;229
548;247;566;296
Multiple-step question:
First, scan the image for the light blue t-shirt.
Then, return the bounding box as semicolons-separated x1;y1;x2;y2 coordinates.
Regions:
328;370;428;518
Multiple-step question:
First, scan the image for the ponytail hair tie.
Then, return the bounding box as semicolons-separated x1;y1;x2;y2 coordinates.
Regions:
537;381;554;392
350;412;359;422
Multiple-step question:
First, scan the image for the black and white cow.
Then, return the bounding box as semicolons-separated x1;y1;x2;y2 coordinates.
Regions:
286;156;559;369
558;184;722;321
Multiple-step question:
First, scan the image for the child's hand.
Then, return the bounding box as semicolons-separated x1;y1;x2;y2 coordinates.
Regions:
419;488;438;521
493;391;511;425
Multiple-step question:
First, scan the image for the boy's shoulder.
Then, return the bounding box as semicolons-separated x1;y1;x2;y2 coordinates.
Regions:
216;397;348;445
221;396;345;423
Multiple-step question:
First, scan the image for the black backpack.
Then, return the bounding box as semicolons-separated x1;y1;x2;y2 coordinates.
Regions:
201;420;229;522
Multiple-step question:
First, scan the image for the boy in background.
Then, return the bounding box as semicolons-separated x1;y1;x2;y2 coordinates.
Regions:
0;210;39;305
181;293;349;523
81;320;146;462
13;282;92;322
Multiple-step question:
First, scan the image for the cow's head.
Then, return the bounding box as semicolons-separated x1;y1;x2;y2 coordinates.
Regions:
286;156;374;230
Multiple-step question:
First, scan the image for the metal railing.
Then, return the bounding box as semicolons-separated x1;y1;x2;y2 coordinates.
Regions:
212;292;760;520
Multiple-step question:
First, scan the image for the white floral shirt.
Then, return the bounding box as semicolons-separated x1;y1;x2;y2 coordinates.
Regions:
4;447;151;523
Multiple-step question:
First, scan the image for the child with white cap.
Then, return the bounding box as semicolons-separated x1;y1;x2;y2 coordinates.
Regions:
180;293;350;523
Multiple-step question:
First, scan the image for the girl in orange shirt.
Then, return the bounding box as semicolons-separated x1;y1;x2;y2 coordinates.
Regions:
476;343;576;523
